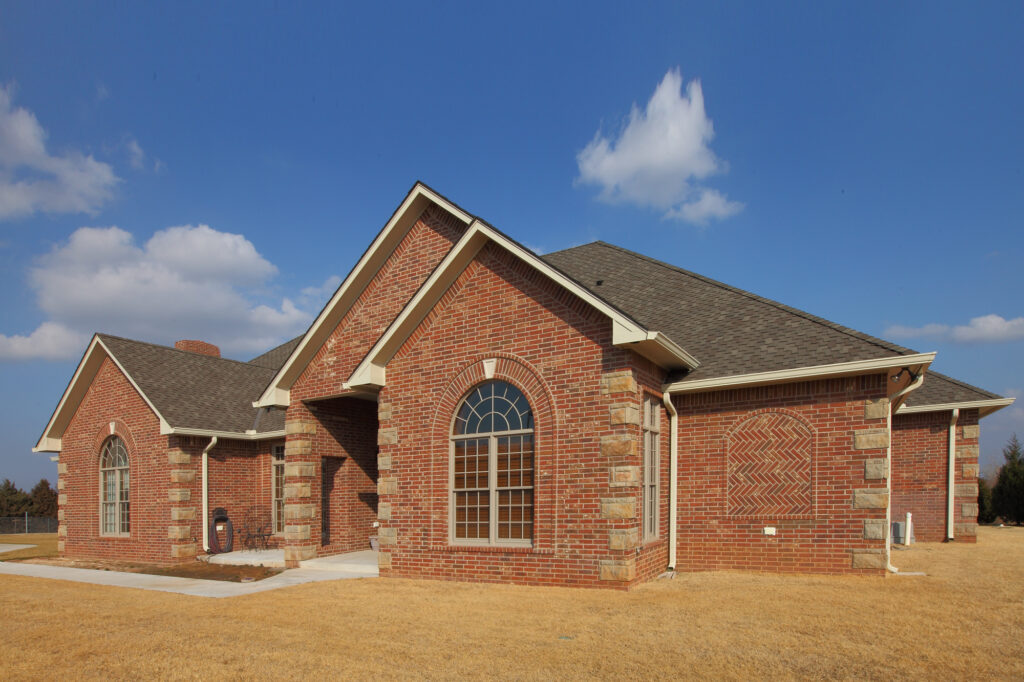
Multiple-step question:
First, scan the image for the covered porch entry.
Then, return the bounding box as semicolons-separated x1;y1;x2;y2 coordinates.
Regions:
283;393;379;566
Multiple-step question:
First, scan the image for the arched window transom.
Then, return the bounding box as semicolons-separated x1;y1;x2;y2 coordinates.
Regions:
100;436;130;535
451;381;534;545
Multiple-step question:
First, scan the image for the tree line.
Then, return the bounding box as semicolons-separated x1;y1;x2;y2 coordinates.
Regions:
978;434;1024;525
0;479;58;518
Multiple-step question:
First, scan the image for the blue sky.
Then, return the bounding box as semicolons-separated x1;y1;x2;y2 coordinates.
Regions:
1;2;1022;487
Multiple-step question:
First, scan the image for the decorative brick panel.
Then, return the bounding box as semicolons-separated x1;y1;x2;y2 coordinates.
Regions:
726;411;814;517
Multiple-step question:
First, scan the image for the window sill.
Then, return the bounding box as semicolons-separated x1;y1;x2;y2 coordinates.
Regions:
432;544;553;555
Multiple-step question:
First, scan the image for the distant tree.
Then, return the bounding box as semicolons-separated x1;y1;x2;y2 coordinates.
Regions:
978;476;996;524
0;479;31;516
993;434;1024;525
29;479;58;518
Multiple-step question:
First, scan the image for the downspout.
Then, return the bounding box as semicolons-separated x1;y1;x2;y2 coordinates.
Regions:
947;408;959;541
663;392;678;570
886;372;925;573
201;436;218;553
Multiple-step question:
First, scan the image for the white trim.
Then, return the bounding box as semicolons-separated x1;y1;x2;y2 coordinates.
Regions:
33;336;172;452
348;220;698;388
253;183;474;407
162;427;287;441
664;352;937;394
896;397;1014;418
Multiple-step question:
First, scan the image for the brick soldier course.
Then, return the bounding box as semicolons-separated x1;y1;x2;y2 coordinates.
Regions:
35;182;1013;587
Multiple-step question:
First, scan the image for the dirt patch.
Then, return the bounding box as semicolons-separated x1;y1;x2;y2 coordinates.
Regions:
17;556;283;582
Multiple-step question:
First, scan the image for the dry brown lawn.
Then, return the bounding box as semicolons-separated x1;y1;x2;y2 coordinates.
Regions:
2;527;1023;680
0;533;58;560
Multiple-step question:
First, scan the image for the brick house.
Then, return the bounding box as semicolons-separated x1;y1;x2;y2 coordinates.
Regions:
34;182;1013;588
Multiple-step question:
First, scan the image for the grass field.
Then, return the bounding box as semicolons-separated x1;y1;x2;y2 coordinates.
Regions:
0;533;58;560
1;527;1022;680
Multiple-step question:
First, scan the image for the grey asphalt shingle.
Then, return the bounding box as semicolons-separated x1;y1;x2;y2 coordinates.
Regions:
904;370;1002;408
248;336;302;370
99;334;284;434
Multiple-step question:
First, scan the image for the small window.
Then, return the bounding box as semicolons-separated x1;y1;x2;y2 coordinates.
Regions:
451;381;534;545
272;445;285;534
642;396;661;541
99;436;130;536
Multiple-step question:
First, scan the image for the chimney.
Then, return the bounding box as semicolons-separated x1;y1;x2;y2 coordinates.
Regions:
174;340;221;358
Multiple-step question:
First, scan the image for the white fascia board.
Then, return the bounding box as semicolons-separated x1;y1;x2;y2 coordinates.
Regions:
897;397;1015;418
162;427;287;441
665;352;937;394
347;221;700;388
32;437;63;453
621;331;701;371
254;183;473;407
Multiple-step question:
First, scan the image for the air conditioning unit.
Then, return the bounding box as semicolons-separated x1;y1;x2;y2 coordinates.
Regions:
892;521;915;545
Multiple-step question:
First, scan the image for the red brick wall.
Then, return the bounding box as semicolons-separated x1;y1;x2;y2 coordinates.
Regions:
892;409;980;543
377;242;661;589
673;376;891;575
59;358;173;563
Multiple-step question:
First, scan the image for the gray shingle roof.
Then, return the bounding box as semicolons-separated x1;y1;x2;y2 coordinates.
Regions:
543;241;919;383
904;370;1002;408
99;335;284;434
248;336;302;370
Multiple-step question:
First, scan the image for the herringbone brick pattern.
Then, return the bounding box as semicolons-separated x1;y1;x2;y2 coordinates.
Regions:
727;412;814;517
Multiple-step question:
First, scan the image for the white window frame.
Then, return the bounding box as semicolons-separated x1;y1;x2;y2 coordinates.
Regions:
449;381;534;547
642;396;661;542
99;436;130;537
272;444;285;534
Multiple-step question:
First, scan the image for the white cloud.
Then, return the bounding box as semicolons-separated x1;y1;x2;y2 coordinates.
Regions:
300;274;342;302
0;322;88;361
885;314;1024;344
576;68;742;225
124;135;145;170
0;84;119;220
0;224;320;361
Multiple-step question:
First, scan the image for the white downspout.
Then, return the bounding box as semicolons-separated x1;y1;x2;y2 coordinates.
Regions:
202;436;218;553
663;392;678;570
887;372;925;573
947;408;959;541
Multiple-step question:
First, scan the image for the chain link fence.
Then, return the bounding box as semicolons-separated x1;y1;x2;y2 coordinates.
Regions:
0;516;59;534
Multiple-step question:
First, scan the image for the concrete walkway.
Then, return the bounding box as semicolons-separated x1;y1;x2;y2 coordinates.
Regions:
0;544;35;554
0;550;379;598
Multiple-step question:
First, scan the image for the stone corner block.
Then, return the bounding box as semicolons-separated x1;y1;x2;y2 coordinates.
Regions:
956;444;979;460
377;402;392;421
57;524;67;537
58;493;68;506
284;439;312;456
171;543;197;558
285;462;316;478
378;477;398;495
961;424;979;440
601;434;637;457
285;420;317;436
57;479;65;490
599;558;637;582
600;370;636;395
851;549;886;570
377;552;392;570
168;449;191;465
57;540;66;553
377;502;392;521
284;525;311;541
853;488;889;510
378;427;398;446
170;469;196;484
863;519;887;540
864;458;887;480
962;463;979;479
378;527;397;545
57;462;69;475
284;503;314;520
168;488;191;503
284;482;312;499
600;497;637;520
961;503;979;518
609;403;641;426
954;483;978;498
864;398;890;420
167;525;191;540
954;523;978;537
170;506;197;521
854;429;890;450
608;528;639;551
609;465;641;487
377;454;392;471
283;546;317;562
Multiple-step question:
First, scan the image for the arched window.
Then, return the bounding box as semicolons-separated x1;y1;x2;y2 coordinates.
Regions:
451;381;534;545
100;436;130;535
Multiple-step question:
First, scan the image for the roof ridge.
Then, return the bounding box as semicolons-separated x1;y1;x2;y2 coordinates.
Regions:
571;241;917;359
97;333;276;372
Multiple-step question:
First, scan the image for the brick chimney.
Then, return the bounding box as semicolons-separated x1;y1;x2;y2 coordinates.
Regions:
174;340;221;358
